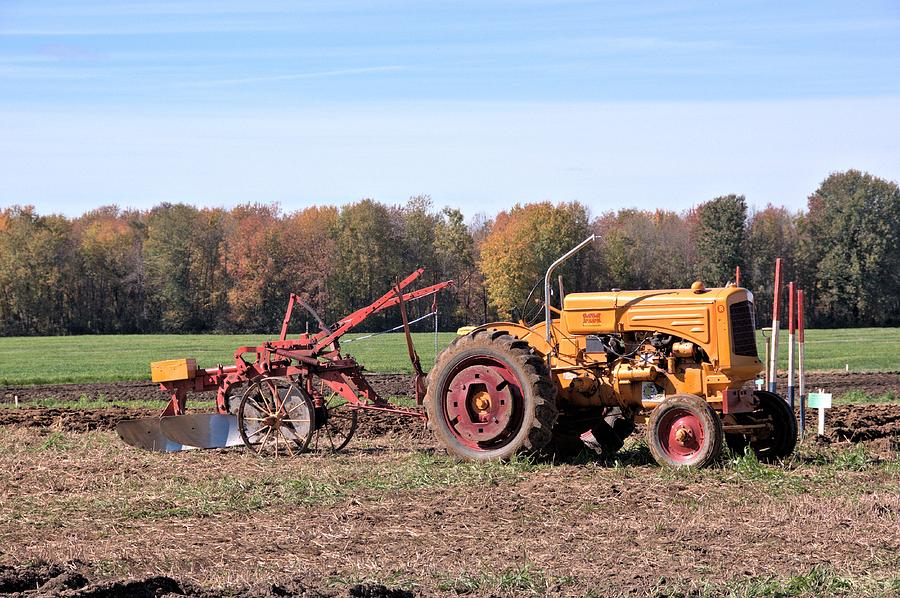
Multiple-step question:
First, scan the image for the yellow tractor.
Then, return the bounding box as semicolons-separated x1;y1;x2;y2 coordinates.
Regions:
425;236;797;467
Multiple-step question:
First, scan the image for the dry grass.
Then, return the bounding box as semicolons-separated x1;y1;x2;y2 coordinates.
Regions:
0;425;898;596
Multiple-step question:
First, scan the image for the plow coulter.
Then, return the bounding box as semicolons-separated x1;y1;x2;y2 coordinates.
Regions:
117;269;453;455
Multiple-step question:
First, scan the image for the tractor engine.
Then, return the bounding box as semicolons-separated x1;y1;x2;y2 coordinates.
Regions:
558;332;703;410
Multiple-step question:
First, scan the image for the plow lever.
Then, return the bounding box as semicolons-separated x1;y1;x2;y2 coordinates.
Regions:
312;272;453;353
396;282;427;404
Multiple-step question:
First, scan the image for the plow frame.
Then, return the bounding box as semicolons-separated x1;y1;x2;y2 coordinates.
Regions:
156;269;453;423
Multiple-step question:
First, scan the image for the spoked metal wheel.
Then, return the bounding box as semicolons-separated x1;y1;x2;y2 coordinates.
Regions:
311;391;359;453
237;377;315;457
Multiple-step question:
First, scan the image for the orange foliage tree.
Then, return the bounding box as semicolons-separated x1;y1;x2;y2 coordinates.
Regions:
479;202;592;320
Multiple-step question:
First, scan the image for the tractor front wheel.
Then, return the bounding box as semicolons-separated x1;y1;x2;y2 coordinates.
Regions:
725;391;797;462
647;394;723;468
425;329;558;461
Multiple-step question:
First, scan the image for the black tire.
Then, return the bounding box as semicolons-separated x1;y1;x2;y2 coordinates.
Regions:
222;386;242;415
545;407;635;459
724;427;750;455
425;328;558;461
647;394;723;468
747;391;798;462
545;409;597;458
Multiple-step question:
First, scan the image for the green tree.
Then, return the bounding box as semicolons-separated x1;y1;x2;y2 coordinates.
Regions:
144;203;226;331
799;170;900;326
694;194;747;286
0;206;77;335
328;199;405;329
745;205;799;324
434;207;482;326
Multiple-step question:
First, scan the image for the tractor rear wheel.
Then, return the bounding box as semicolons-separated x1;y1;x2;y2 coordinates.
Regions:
647;394;723;468
425;329;558;461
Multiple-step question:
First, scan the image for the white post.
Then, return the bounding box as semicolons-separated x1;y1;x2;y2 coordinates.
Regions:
808;389;832;437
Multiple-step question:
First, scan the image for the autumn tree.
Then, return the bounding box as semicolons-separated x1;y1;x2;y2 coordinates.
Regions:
593;209;697;291
479;202;591;320
68;207;149;333
400;196;439;278
433;207;482;327
280;205;338;330
222;204;282;331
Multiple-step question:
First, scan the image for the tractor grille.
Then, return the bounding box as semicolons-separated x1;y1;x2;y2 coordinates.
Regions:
729;300;758;357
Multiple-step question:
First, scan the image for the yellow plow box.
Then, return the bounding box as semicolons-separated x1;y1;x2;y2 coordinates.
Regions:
150;358;197;383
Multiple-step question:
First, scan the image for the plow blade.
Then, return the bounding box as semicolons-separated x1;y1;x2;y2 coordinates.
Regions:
160;414;242;449
116;417;196;452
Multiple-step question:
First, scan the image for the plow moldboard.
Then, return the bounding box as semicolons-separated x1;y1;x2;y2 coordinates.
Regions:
116;417;196;452
160;414;242;449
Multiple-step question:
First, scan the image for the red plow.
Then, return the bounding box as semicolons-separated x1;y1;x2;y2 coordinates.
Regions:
117;269;453;454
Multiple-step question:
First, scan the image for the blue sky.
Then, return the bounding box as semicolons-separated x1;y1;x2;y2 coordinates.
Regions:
1;1;899;218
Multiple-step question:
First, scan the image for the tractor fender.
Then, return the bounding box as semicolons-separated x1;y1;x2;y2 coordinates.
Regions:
457;321;553;358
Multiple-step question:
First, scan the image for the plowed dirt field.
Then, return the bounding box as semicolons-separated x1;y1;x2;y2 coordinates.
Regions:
0;374;897;597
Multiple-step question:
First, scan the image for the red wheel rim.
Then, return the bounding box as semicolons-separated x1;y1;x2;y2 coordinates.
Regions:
656;408;705;464
440;355;524;450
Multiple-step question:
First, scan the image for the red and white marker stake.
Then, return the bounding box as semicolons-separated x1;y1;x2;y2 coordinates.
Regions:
798;289;806;436
768;258;782;394
787;281;796;409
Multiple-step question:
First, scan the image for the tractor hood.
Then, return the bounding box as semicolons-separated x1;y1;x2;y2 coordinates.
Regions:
562;285;755;351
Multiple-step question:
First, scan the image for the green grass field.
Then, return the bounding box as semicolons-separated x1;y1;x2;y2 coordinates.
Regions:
0;332;458;385
764;327;900;372
0;328;897;386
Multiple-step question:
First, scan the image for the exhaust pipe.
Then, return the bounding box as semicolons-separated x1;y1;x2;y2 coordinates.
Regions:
545;234;597;348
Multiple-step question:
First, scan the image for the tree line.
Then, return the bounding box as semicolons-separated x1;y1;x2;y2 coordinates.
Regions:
0;169;897;336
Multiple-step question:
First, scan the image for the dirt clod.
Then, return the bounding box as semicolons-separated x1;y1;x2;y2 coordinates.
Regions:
0;566;416;598
826;403;900;442
0;562;66;594
348;585;413;598
36;571;89;594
